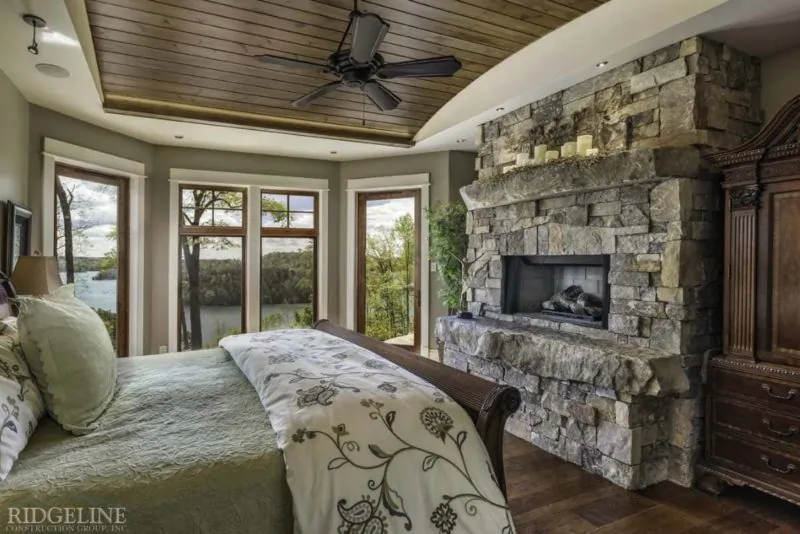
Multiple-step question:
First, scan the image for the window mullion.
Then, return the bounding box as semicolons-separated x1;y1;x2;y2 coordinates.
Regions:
245;185;262;333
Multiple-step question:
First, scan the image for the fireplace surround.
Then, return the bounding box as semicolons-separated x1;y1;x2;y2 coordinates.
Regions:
503;254;609;329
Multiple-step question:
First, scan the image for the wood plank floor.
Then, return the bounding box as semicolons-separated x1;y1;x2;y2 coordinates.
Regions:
503;434;800;533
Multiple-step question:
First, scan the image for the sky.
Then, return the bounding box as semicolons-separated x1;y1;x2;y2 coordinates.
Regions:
59;178;416;261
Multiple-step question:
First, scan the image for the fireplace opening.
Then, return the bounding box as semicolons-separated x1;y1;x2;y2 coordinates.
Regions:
502;255;610;329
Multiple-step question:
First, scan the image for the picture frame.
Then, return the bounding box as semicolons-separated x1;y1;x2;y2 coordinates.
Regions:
5;201;33;274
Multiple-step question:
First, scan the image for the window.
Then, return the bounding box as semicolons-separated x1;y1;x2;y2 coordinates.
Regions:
178;186;246;350
260;191;318;330
55;165;129;355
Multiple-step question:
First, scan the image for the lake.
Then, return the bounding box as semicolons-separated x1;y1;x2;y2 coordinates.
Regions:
70;271;309;345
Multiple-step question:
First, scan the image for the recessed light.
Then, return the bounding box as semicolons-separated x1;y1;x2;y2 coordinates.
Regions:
35;63;69;78
330;150;338;154
174;134;184;140
496;107;505;112
596;61;609;68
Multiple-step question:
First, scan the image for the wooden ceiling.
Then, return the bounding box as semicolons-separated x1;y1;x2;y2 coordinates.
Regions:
85;0;607;146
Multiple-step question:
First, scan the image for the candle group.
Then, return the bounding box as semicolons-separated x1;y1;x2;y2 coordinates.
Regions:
512;134;599;172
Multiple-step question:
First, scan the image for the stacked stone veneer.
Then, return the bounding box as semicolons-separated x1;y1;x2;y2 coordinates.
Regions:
476;36;761;181
437;36;763;490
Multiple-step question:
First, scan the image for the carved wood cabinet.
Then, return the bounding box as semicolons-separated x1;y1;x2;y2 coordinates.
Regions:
698;95;800;505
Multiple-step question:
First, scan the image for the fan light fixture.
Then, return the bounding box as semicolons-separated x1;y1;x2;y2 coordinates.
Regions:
597;61;609;68
252;0;461;113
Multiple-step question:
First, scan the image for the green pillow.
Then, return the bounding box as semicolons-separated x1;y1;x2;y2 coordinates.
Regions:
17;293;116;435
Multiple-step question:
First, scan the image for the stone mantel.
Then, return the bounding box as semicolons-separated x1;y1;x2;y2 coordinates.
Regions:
460;147;704;211
436;317;689;397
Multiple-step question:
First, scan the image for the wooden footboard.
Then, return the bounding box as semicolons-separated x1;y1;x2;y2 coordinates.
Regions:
313;320;521;496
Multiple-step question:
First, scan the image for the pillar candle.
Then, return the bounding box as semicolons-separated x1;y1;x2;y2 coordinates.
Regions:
561;142;577;159
585;148;600;156
533;144;548;164
577;135;593;155
545;150;560;162
516;153;531;166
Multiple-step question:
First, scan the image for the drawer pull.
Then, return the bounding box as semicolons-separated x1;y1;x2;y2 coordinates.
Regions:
760;455;796;475
761;418;799;437
761;384;798;400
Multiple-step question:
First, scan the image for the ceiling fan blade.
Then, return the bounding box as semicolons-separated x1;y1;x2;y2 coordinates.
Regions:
364;81;401;112
378;56;462;79
350;13;389;65
291;81;344;108
254;53;327;71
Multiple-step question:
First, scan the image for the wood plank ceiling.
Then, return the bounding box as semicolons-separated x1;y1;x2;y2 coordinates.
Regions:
85;0;607;146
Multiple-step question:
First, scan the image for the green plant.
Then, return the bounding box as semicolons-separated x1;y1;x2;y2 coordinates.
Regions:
426;201;469;312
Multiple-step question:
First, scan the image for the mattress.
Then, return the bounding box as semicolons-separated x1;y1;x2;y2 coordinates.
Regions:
0;348;293;534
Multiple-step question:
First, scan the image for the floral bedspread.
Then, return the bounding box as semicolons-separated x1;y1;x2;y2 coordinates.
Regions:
219;329;515;534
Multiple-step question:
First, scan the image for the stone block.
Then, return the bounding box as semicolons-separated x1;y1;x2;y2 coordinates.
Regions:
637;458;669;487
609;314;639;336
630;58;688;94
643;43;681;70
599;455;640;489
504;366;540;393
608;271;650;286
680;37;702;57
616;234;652;254
563;61;641;103
610;299;665;318
649;319;683;354
539;195;577;211
597;421;643;465
585;395;617;423
468;356;504;381
443;349;469;372
565;439;583;465
523;227;538;255
619;185;651;203
590;202;622;217
549;205;588;226
650;180;692;223
620;204;650;226
611;285;637;299
567;403;597;426
668;445;700;487
639;287;657;302
541;391;569;417
564;94;595;116
659;76;700;136
584;189;620;204
488;259;502;279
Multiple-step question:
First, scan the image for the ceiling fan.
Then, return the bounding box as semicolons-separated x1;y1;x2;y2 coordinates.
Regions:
253;0;462;112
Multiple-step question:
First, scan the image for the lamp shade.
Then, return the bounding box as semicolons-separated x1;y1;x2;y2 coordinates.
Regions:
10;256;63;296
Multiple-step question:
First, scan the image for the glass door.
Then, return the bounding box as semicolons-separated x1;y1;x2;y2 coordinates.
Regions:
356;189;421;352
55;165;129;355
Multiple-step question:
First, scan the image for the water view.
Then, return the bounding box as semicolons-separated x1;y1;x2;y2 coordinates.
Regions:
72;271;307;346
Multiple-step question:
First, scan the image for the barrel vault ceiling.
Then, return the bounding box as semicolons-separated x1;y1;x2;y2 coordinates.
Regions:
84;0;608;146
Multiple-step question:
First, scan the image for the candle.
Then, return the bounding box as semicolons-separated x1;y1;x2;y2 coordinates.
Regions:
561;142;577;159
545;150;560;162
516;153;530;166
585;148;600;157
533;144;548;165
577;135;593;155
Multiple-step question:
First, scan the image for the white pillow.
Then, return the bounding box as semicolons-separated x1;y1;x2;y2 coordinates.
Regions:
17;293;116;435
0;332;45;480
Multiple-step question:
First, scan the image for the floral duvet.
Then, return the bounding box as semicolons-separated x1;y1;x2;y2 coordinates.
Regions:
219;329;515;534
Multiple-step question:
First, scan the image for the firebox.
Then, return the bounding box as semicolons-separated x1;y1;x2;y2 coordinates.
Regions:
502;255;610;329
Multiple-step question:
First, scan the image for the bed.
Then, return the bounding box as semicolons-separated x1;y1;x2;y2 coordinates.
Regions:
0;314;520;533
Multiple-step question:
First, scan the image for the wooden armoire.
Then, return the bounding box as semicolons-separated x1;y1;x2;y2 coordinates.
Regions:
697;95;800;505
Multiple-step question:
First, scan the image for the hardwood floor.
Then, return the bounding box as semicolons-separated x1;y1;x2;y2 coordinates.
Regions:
503;434;800;533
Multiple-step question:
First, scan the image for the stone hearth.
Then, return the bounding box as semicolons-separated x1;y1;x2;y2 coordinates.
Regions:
437;36;762;490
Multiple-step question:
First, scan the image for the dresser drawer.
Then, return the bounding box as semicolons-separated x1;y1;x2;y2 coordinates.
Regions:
713;398;800;447
711;366;800;413
712;432;800;489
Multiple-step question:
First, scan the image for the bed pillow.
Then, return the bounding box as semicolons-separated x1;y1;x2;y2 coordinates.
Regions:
0;331;45;480
17;294;116;435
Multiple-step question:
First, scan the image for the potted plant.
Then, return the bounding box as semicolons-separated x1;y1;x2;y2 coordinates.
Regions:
427;201;489;319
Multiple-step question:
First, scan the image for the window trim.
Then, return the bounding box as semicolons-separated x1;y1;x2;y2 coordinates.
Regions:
168;170;329;352
42;138;147;356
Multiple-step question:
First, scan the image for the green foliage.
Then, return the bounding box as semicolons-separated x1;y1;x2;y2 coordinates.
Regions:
364;213;415;342
93;307;118;351
426;201;468;311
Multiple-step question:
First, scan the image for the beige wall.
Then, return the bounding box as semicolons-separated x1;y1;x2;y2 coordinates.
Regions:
762;46;800;122
0;71;29;254
147;147;340;354
339;151;476;352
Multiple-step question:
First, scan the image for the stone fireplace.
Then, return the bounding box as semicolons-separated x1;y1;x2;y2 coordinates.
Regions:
437;36;763;490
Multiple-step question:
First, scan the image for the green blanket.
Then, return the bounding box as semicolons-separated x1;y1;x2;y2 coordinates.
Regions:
0;349;293;534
